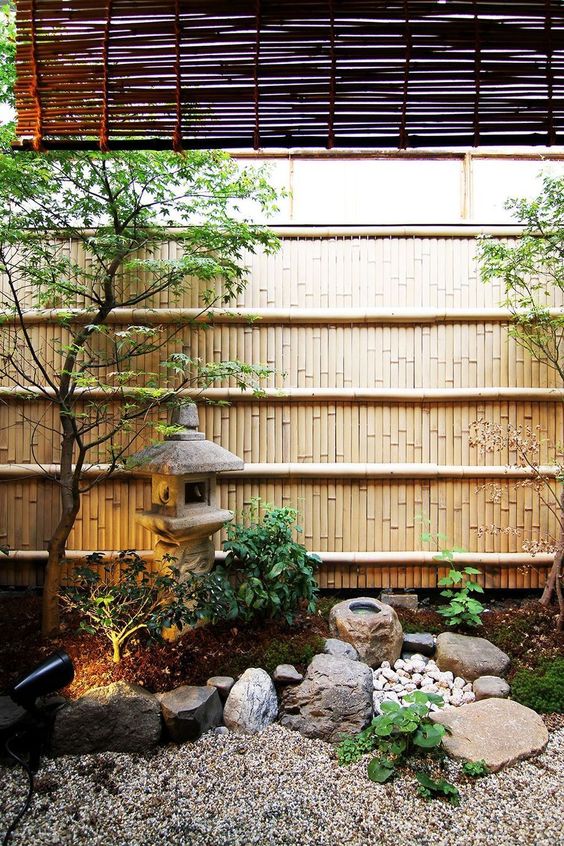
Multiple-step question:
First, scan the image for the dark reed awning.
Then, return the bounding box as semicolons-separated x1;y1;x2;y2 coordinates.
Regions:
14;1;564;151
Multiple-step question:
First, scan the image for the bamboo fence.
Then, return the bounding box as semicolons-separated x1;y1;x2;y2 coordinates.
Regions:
1;230;562;590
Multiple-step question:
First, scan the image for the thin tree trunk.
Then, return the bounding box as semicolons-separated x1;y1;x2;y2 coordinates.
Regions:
540;490;564;609
41;427;80;637
42;509;78;637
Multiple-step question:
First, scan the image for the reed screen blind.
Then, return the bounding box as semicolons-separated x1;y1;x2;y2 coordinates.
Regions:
15;1;564;151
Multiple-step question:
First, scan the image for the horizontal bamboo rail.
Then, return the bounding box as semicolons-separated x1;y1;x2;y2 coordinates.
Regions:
4;549;554;568
2;386;563;404
5;306;564;326
230;149;564;162
5;225;526;238
0;463;558;480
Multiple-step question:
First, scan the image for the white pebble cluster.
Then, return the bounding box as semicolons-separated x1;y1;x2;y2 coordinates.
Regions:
373;654;476;713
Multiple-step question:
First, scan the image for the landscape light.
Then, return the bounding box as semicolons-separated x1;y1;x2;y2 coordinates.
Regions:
9;650;74;710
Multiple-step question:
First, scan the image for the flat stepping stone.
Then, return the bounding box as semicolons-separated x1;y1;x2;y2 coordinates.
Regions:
430;698;548;772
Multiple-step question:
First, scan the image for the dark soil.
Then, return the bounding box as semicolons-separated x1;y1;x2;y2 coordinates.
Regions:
0;591;562;702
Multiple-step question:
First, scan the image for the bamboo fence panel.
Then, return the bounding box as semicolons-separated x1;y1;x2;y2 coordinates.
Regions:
1;234;561;589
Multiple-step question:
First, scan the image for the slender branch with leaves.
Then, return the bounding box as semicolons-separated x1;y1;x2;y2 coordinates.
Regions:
0;149;279;635
478;174;564;626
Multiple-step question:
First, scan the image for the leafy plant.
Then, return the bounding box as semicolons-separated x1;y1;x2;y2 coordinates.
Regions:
416;772;461;805
462;760;490;778
419;518;486;627
59;550;203;663
216;501;321;624
337;691;458;800
437;566;485;627
510;657;564;713
478;175;564;628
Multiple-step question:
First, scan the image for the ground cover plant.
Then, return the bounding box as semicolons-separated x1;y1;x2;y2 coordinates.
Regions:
510;657;564;713
337;691;460;804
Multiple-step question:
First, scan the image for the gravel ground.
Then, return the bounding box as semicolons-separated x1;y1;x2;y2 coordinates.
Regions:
1;725;563;846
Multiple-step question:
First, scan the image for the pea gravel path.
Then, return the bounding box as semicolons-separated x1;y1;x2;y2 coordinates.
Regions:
1;725;563;846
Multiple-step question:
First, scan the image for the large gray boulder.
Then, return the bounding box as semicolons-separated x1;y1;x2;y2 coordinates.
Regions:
435;632;510;682
328;597;403;667
223;668;278;734
160;685;223;742
279;653;373;743
51;681;162;755
430;698;548;772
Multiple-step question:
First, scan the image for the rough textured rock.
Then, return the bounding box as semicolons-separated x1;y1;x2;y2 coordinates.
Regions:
223;668;278;734
323;638;359;661
430;698;548;772
473;675;511;701
380;592;419;611
402;633;435;656
273;664;303;683
435;632;510;682
160;685;223;742
328;597;403;667
206;676;235;701
279;653;373;743
51;681;162;755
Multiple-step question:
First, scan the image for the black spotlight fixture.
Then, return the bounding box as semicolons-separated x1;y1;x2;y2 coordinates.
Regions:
10;650;74;710
2;652;74;846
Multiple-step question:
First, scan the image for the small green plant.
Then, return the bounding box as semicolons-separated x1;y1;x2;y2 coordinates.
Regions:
462;760;490;778
337;733;377;766
59;550;201;662
418;517;486;628
511;657;564;713
337;691;458;800
436;565;485;627
217;501;321;624
416;772;461;806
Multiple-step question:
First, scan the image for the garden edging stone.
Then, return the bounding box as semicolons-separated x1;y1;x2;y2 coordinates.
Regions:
51;680;162;755
223;668;278;734
159;685;223;742
279;653;373;743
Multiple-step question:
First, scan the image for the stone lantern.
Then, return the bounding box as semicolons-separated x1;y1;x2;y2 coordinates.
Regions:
130;404;243;578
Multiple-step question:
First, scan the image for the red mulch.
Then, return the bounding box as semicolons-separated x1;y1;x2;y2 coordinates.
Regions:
0;591;329;699
0;591;562;701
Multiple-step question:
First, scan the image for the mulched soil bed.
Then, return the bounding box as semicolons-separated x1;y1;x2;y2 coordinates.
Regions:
0;591;562;701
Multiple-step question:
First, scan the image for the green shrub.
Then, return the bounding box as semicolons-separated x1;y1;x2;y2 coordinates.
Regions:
59;551;199;662
215;502;321;625
511;658;564;713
